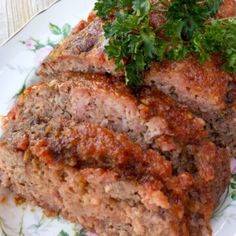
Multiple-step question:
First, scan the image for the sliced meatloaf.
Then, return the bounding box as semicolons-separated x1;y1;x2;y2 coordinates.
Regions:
2;72;230;229
5;72;209;161
37;0;236;157
1;91;195;236
0;110;202;235
0;83;230;235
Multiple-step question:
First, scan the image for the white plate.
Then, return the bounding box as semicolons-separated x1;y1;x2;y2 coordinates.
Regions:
0;0;235;235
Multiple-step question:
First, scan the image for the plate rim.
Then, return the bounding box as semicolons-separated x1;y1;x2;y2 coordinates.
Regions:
0;0;61;48
0;1;235;234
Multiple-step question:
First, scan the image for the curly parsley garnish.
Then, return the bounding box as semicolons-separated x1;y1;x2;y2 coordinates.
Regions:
94;0;236;87
193;18;236;73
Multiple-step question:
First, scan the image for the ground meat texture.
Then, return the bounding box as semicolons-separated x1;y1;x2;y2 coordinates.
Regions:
24;72;208;148
4;72;214;179
37;1;236;157
0;120;227;236
1;116;206;235
0;144;191;236
217;0;236;18
145;57;236;157
1;72;231;235
3;118;175;183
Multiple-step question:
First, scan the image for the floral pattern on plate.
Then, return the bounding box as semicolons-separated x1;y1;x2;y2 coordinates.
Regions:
0;0;235;235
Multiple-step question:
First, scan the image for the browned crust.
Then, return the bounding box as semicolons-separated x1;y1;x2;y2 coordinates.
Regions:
145;56;232;112
37;17;118;78
139;86;207;143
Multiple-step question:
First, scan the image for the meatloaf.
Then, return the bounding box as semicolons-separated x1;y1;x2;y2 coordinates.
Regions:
37;0;236;157
0;72;231;235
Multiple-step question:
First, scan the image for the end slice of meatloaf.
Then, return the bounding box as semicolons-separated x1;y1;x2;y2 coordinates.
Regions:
37;1;236;157
0;145;189;236
1;72;231;235
38;14;119;79
1;111;200;236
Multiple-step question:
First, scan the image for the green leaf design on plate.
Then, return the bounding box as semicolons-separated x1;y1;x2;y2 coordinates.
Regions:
47;38;58;48
232;191;236;200
74;228;87;236
231;183;236;189
58;230;70;236
49;23;62;35
21;22;72;52
231;174;236;200
233;173;236;182
62;23;72;38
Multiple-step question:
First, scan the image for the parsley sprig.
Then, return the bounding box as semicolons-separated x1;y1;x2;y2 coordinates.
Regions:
166;0;223;40
95;0;236;87
102;0;157;86
193;18;236;73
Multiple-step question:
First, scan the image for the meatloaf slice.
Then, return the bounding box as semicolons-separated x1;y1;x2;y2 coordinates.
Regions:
30;72;209;146
5;72;210;167
2;72;230;227
3;117;176;184
0;145;189;236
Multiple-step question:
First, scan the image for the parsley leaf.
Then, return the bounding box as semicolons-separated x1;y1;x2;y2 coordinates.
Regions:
94;0;117;19
192;18;236;73
166;0;223;41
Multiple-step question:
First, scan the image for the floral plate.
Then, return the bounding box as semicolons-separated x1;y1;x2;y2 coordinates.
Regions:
0;0;235;235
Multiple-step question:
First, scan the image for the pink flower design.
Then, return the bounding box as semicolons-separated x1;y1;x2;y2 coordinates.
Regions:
230;158;236;174
34;46;53;64
25;38;36;50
